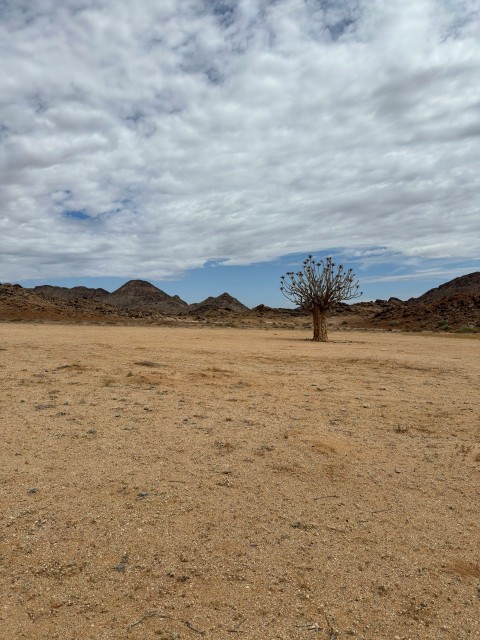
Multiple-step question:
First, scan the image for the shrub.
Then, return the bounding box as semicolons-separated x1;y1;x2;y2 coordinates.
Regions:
456;325;478;334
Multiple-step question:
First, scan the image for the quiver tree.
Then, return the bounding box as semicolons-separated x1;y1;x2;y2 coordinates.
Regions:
280;256;362;342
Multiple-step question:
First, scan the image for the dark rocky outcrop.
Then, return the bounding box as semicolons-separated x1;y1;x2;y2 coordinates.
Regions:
34;285;109;301
373;273;479;330
107;280;188;312
410;272;480;304
188;292;249;316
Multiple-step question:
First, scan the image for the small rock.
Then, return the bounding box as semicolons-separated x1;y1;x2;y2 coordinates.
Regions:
27;487;39;494
35;403;54;410
113;554;129;572
292;521;309;530
134;360;161;368
87;428;97;435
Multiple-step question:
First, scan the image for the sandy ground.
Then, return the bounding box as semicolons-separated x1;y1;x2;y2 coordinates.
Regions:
1;323;479;640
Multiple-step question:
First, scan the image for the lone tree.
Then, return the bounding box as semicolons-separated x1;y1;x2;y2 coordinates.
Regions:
280;256;362;342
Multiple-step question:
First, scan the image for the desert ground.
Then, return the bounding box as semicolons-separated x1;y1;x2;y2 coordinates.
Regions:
1;323;479;640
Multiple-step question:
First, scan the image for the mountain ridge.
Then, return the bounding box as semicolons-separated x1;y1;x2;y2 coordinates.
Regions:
2;279;249;316
1;272;478;331
33;285;110;301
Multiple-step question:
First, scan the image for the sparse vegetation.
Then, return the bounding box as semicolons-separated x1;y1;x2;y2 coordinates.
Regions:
394;424;409;434
456;325;478;333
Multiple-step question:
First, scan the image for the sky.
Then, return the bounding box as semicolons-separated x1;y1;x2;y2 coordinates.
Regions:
1;0;479;307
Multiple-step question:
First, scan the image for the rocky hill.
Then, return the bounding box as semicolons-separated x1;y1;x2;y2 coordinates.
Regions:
1;273;478;331
372;272;480;331
33;285;109;301
413;272;480;304
188;292;249;316
107;280;188;312
0;283;118;322
0;281;247;323
30;279;189;314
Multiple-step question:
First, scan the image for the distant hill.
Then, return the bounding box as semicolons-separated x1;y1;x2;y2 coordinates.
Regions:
32;280;189;312
1;273;478;331
0;284;64;321
0;283;118;322
188;292;249;315
108;280;188;312
373;272;480;330
0;280;250;321
34;285;109;301
413;272;480;304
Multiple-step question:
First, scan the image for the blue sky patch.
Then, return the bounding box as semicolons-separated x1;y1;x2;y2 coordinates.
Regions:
63;210;90;221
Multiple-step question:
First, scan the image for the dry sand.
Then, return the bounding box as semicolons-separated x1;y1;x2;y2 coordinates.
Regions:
1;323;479;640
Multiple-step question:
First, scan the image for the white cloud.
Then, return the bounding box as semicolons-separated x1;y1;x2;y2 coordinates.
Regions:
1;0;479;280
361;265;478;284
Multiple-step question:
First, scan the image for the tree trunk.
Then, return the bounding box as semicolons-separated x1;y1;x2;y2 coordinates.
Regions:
312;304;328;342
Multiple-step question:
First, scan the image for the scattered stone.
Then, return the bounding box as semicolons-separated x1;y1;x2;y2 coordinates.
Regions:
134;360;161;368
87;428;97;434
113;554;129;573
292;521;309;530
27;487;39;494
34;403;54;410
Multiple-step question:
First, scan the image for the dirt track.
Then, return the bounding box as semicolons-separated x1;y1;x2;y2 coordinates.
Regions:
1;324;479;639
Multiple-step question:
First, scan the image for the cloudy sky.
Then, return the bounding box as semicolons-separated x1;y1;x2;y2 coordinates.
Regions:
1;0;479;305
